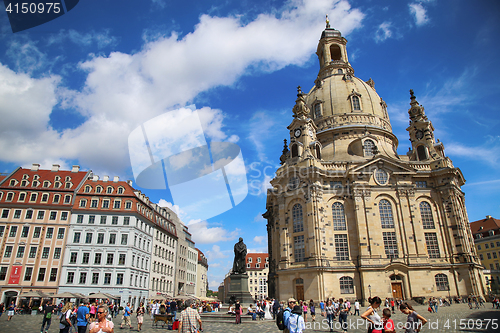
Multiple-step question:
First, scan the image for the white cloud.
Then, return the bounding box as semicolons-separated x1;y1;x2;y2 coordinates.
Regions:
409;3;429;26
47;29;118;49
205;244;230;261
375;22;392;43
446;137;500;167
253;235;267;244
0;0;364;176
158;199;185;218
187;220;240;244
253;213;265;223
247;247;268;253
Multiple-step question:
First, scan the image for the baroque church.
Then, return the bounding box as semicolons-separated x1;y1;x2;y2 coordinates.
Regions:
264;22;484;303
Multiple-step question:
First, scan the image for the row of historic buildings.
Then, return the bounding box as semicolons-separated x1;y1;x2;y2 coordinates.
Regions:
0;164;208;307
263;23;486;304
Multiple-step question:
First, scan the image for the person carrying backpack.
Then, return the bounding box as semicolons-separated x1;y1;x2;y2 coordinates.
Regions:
41;300;55;333
276;298;296;332
287;305;305;333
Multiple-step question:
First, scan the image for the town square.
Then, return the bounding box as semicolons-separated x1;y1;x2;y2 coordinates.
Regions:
1;1;500;333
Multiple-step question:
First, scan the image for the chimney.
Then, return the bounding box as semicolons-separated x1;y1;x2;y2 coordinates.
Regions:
51;164;60;172
31;163;40;171
71;165;80;173
93;175;99;181
103;176;109;182
487;215;492;219
127;180;133;186
113;176;119;182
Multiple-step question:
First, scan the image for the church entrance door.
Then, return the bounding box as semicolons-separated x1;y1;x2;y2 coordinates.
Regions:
296;285;304;301
391;283;403;299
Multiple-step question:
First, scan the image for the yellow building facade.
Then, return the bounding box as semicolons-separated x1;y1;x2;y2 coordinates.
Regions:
264;24;484;304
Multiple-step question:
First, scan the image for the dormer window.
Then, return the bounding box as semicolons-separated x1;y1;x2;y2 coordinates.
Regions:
84;185;92;193
43;181;50;187
65;182;72;189
96;186;102;193
33;175;39;180
65;176;71;181
21;180;28;187
54;181;61;188
117;187;124;194
32;180;39;187
55;176;61;181
489;230;495;236
9;180;16;186
363;139;376;157
107;186;113;194
348;90;362;111
352;96;360;110
314;103;322;118
22;174;29;180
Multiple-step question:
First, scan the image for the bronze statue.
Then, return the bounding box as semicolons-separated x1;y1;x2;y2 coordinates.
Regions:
232;237;247;274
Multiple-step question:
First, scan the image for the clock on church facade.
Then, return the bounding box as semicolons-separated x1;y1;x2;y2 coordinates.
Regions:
263;22;484;304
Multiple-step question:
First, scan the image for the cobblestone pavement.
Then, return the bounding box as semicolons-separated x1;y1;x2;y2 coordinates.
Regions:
0;304;499;333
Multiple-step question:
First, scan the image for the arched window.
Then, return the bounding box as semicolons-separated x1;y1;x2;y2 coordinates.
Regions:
53;194;60;203
292;204;303;233
379;199;395;228
417;145;427;161
363;140;375;157
332;202;346;231
339;276;354;294
352;96;361;110
118;187;124;194
291;144;298;158
420;202;435;229
107;186;113;194
84;185;91;193
96;186;102;193
435;274;449;291
315;145;321;159
288;177;299;190
330;44;341;61
43;181;50;188
314;104;322;118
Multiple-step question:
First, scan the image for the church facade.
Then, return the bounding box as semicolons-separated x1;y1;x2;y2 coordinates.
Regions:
264;23;484;303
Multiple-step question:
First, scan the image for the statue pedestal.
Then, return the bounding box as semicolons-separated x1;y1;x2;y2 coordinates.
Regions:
226;273;254;306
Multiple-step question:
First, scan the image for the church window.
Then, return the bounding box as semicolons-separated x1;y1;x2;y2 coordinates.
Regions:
352;96;361;111
383;232;398;258
332;202;347;231
334;234;349;260
435;274;449;291
420;202;435;229
363;140;375;157
417;145;427;161
294;235;305;262
337;69;343;74
425;233;440;258
339;276;354;294
416;181;427;188
291;144;298;158
315;145;321;159
330;44;341;61
314;103;322;118
379;199;395;228
375;169;389;185
292;204;304;233
288;177;299;190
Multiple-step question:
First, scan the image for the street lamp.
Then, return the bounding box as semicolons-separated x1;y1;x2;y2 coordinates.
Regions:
368;285;372;298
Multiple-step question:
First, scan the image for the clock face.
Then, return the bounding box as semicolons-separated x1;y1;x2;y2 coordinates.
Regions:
294;129;302;138
416;130;423;140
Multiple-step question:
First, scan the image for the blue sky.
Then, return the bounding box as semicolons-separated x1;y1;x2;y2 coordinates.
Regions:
0;0;499;289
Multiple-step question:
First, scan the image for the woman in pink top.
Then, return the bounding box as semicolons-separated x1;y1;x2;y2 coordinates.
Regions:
90;303;97;321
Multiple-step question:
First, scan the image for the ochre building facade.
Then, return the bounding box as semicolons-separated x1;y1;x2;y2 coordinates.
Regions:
264;24;484;304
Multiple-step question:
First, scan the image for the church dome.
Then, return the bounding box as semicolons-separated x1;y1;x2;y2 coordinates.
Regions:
296;24;398;162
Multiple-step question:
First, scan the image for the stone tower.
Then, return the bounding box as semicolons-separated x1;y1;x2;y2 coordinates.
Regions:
264;22;484;304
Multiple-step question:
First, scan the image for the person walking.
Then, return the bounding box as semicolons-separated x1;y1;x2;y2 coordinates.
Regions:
287;305;305;333
338;298;349;332
170;300;178;321
178;303;202;333
59;302;73;333
354;299;360;316
283;298;296;333
309;300;316;322
235;300;242;324
400;302;427;333
76;300;90;333
0;302;4;318
89;305;114;333
361;296;383;333
136;302;145;331
7;301;15;321
120;302;133;329
325;299;335;332
40;300;55;333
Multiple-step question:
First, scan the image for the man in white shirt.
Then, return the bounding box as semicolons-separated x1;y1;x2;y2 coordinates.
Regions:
354;300;360;316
